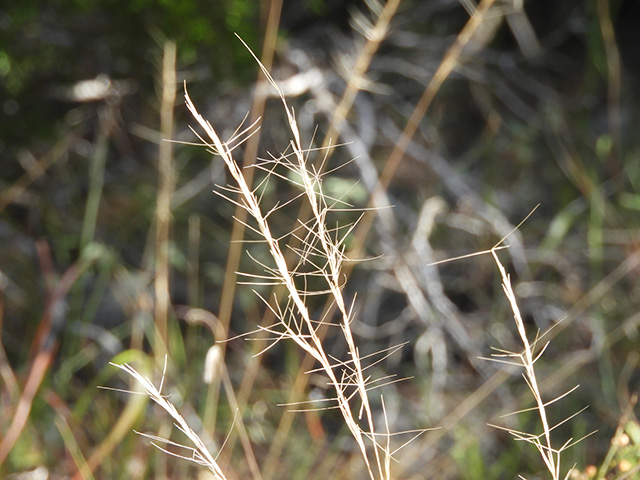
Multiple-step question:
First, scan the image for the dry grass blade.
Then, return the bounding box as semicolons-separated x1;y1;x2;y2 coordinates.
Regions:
181;38;434;478
487;212;592;479
186;80;384;474
106;358;228;480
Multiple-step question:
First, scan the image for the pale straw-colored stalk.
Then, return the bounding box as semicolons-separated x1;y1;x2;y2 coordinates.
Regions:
111;33;432;479
181;38;395;478
107;358;228;480
487;216;593;479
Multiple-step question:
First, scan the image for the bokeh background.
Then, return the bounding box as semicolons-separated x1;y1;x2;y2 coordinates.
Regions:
1;0;639;478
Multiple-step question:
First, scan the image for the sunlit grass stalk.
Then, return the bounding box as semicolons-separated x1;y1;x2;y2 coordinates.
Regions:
183;44;388;478
108;359;228;480
492;248;557;476
489;239;590;480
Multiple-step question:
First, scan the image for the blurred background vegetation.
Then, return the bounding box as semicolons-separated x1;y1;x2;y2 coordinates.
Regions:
1;0;639;478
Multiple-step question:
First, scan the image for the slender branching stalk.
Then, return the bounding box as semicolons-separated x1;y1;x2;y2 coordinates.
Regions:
182;43;391;477
106;358;228;480
487;215;594;480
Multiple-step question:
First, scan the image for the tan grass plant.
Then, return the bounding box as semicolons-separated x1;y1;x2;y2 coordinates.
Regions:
484;212;594;480
107;33;591;480
110;39;412;480
181;40;398;478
